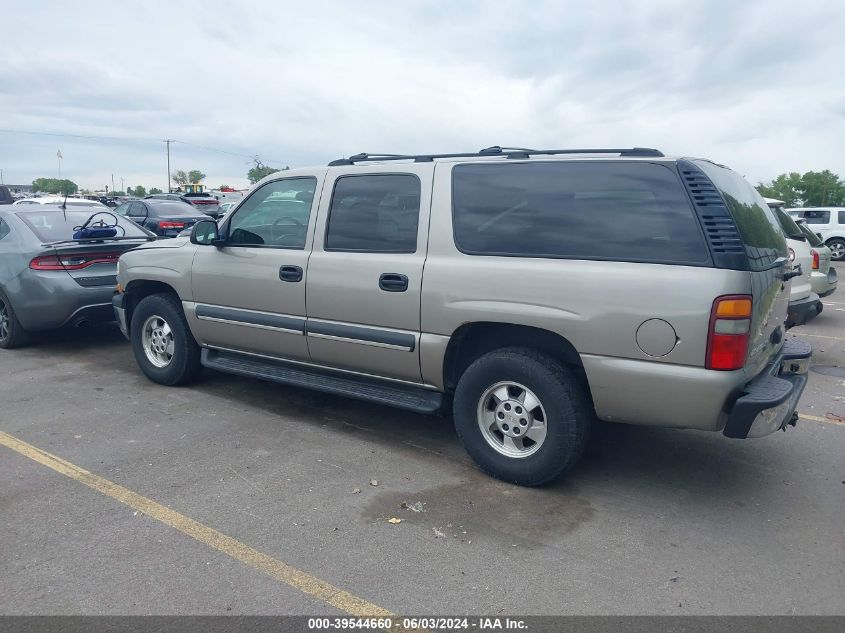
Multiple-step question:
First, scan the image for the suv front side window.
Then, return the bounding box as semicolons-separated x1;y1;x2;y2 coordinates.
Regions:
325;174;420;253
227;177;317;249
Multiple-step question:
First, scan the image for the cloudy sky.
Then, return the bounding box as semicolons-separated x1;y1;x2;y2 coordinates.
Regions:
1;0;843;192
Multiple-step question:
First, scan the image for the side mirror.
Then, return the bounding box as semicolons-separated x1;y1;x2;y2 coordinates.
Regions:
190;219;221;245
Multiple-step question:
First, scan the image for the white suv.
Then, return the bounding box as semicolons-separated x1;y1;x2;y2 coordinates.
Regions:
787;208;845;261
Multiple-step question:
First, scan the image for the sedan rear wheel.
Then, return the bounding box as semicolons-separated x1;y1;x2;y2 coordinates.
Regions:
0;290;30;349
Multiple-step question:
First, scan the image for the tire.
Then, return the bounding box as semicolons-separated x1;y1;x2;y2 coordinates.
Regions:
131;292;201;385
826;238;845;261
0;289;30;349
453;347;591;486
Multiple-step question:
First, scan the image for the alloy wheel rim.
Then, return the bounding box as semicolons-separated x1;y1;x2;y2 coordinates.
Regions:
0;300;9;341
141;315;174;368
476;381;548;458
830;243;845;259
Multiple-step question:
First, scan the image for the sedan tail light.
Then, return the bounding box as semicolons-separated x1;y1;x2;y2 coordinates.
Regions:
159;221;185;229
30;252;121;271
706;295;752;371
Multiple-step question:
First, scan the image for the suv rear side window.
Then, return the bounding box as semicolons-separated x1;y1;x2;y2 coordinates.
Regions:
803;210;830;224
840;211;845;224
694;161;787;270
452;161;709;264
325;174;420;252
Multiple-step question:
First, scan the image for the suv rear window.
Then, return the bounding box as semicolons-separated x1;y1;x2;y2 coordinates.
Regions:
773;207;805;240
694;161;787;270
451;161;709;264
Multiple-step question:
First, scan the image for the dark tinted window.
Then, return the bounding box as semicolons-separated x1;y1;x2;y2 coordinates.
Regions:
228;177;316;248
796;221;824;247
773;207;805;240
127;202;146;217
0;187;12;204
695;161;787;270
452;161;708;264
147;201;200;217
16;209;149;241
326;175;420;252
839;211;845;224
0;218;9;239
802;210;830;224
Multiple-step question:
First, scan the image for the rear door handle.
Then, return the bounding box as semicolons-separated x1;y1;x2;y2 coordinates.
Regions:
379;273;408;292
279;265;303;282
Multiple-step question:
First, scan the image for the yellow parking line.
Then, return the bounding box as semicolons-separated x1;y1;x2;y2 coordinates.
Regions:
0;431;393;617
798;413;845;426
795;333;845;341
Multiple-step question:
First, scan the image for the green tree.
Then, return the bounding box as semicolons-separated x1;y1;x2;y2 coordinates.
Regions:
756;172;802;206
172;170;188;187
187;170;206;184
247;158;289;184
149;187;163;195
32;177;79;194
758;170;845;207
130;185;147;197
799;170;845;206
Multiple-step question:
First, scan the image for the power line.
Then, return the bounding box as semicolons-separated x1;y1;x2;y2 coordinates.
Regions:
0;128;288;167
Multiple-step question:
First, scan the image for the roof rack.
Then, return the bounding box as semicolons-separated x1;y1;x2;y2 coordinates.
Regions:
328;146;664;166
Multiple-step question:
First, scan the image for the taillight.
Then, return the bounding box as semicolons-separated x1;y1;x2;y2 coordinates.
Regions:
706;295;752;371
811;249;819;270
788;247;795;263
159;221;185;229
30;252;121;271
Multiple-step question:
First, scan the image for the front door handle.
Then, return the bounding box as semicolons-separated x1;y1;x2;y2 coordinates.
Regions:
279;265;303;282
379;273;408;292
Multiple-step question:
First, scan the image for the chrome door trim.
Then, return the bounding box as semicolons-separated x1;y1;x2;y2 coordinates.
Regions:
195;304;305;334
306;317;416;351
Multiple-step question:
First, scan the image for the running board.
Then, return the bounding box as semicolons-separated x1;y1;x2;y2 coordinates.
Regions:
201;348;443;414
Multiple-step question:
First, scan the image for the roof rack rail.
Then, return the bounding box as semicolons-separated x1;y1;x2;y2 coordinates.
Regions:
328;146;664;166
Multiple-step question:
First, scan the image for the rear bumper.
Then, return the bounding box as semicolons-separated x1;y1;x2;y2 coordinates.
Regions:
786;293;822;327
723;337;812;439
813;267;837;298
112;293;130;340
10;270;118;331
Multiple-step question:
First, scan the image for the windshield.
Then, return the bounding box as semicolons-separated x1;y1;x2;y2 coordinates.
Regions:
16;209;151;241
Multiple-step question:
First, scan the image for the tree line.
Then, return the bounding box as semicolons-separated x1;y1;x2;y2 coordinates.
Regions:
756;170;845;207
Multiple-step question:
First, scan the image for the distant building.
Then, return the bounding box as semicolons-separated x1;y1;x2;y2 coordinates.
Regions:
5;184;33;195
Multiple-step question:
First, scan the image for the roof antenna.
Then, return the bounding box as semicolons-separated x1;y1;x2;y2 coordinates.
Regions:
61;191;68;221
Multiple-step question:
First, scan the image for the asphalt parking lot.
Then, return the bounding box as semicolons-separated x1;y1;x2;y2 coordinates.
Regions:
2;265;844;616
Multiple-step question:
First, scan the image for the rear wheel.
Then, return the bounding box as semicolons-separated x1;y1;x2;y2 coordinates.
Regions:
0;290;30;349
827;238;845;261
131;293;201;385
453;347;591;486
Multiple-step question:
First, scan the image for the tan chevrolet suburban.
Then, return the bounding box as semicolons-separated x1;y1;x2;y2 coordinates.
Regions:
113;147;811;486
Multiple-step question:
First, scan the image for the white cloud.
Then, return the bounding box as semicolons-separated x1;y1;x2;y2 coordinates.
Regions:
1;0;843;190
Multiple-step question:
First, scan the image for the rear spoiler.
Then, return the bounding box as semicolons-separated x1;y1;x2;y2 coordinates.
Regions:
40;236;160;247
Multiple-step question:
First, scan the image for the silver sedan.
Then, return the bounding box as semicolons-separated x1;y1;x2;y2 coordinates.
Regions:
0;204;154;348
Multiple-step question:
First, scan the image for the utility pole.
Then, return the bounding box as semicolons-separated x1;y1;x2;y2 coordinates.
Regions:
120;177;124;193
164;139;174;193
111;173;115;194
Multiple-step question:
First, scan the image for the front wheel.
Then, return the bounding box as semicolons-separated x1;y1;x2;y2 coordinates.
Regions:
453;347;591;486
827;238;845;261
131;293;201;385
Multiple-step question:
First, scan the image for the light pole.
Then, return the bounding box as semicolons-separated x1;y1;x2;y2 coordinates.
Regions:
164;139;174;193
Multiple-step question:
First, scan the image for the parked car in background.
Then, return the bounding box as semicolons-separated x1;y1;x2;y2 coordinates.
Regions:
114;147;811;486
181;192;221;218
765;198;821;327
0;204;154;348
786;208;845;261
795;219;837;298
115;199;208;238
0;186;13;205
217;201;237;219
13;196;109;208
